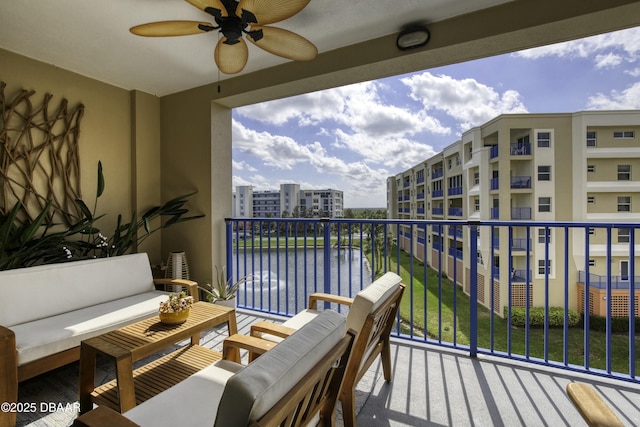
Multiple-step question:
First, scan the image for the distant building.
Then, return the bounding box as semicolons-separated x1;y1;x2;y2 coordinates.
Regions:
233;184;343;218
387;110;640;316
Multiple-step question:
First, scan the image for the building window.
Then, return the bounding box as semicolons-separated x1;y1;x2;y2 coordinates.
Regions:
589;228;596;235
587;196;595;204
618;196;631;212
618;228;630;243
618;165;631;181
613;131;635;138
538;197;551;212
447;159;452;169
537;132;551;148
474;172;480;185
474;198;480;211
538;259;551;275
586;131;597;147
588;259;596;267
587;165;595;173
538;228;551;244
537;165;551;181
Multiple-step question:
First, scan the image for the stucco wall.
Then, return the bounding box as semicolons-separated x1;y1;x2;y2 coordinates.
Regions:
0;48;164;265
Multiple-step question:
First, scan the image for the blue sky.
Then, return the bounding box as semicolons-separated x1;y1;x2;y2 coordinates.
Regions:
232;26;640;208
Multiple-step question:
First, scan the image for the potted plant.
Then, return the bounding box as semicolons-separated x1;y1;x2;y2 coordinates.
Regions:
199;266;250;308
158;291;194;325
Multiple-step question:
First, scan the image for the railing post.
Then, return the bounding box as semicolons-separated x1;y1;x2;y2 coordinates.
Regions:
469;221;479;358
322;218;331;309
225;218;233;282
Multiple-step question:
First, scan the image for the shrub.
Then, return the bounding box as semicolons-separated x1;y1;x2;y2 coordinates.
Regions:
505;306;580;327
588;315;640;333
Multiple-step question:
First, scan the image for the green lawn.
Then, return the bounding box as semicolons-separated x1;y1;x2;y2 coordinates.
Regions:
379;250;640;375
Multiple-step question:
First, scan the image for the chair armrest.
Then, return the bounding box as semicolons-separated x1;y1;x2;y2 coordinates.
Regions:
308;293;354;310
74;406;140;427
153;278;199;302
250;321;298;339
223;334;278;363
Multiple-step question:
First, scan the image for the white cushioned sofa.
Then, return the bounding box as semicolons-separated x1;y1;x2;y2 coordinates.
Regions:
74;310;353;427
0;253;198;427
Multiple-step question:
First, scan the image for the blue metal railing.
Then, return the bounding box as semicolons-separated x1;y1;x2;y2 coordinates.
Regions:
511;176;532;189
226;217;640;384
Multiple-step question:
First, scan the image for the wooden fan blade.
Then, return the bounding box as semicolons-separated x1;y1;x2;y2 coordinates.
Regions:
185;0;228;16
238;0;310;25
130;21;213;37
215;37;249;74
247;25;317;61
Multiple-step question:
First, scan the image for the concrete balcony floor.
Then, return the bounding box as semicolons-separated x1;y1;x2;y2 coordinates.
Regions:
17;310;640;427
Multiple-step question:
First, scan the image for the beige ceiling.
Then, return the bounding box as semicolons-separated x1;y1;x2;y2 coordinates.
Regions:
2;0;640;103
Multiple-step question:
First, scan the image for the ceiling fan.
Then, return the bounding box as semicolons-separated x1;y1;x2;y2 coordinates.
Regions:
130;0;317;74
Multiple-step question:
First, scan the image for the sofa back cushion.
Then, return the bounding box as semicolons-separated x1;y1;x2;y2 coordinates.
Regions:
0;253;156;326
213;310;346;427
346;271;403;334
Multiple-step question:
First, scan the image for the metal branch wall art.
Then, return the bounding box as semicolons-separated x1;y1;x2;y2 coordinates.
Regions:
0;81;84;227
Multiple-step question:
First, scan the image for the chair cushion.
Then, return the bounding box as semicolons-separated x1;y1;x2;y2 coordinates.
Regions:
346;271;402;334
0;253;156;327
11;291;168;365
214;310;346;427
124;360;243;427
263;272;402;344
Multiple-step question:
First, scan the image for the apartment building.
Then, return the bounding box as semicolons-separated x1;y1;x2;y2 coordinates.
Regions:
387;110;640;315
234;184;343;218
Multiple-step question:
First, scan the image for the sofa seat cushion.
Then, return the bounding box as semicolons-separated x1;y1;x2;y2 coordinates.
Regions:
214;310;346;427
11;291;168;365
0;253;156;327
123;360;242;427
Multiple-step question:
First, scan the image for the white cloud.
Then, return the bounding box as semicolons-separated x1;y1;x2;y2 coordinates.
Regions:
232;119;322;170
232;159;257;172
514;27;640;67
236;81;450;137
333;130;436;170
594;52;623;69
401;72;528;130
233;119;391;206
587;81;640;110
232;174;272;190
625;67;640;77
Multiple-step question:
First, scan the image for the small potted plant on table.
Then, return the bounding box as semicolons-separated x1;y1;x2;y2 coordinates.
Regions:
158;291;194;325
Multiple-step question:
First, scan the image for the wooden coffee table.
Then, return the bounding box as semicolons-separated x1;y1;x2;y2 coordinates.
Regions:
79;301;237;414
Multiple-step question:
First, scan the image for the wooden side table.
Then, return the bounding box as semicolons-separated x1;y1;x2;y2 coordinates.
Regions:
79;302;236;414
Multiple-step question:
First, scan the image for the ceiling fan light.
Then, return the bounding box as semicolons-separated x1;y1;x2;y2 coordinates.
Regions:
396;27;430;51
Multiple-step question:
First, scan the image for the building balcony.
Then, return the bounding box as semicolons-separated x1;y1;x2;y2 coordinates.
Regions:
448;207;463;216
490;177;499;190
510;142;532;155
432;189;444;198
16;217;640;426
432;207;444;216
432;169;444;179
511;207;532;219
511;175;532;189
447;186;463;196
489;145;499;158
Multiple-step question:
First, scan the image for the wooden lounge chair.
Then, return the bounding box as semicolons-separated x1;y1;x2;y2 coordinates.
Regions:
226;271;405;427
74;310;355;427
